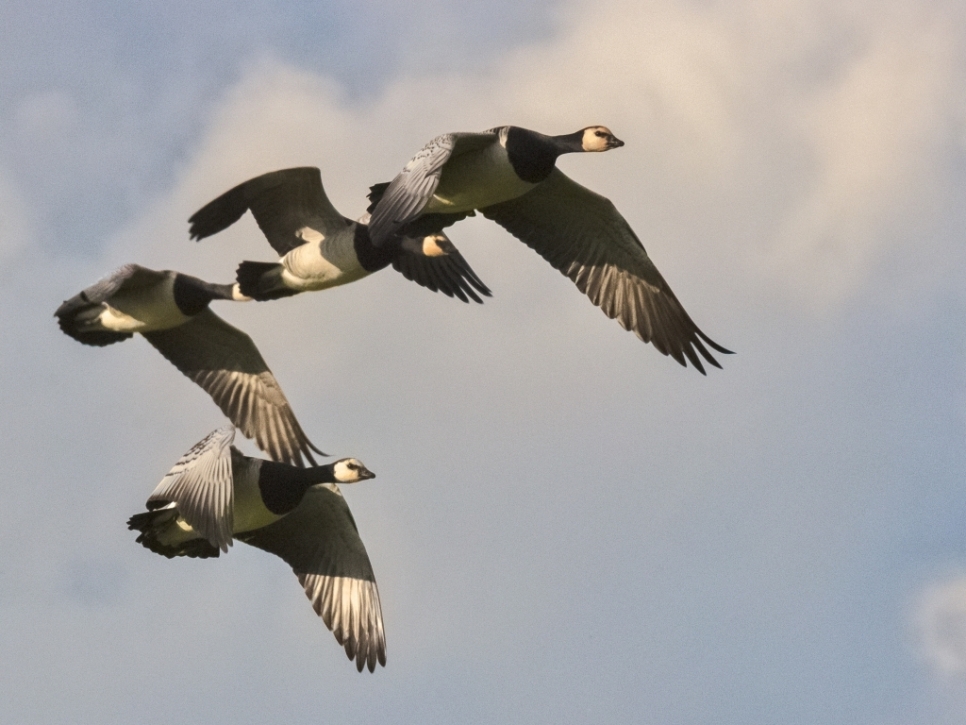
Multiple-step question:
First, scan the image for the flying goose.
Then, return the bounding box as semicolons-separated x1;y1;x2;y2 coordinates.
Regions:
128;425;385;672
55;264;323;466
367;125;732;373
188;166;492;303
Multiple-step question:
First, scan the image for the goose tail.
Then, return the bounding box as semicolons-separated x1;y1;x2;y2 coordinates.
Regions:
127;506;220;559
54;296;133;347
236;261;300;301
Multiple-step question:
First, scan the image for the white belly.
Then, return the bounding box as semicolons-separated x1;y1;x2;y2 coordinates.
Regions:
428;144;537;213
231;459;283;533
98;276;189;332
280;232;369;291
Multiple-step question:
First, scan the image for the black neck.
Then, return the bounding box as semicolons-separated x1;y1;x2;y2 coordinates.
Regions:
506;127;582;183
172;274;235;316
550;129;587;153
352;223;394;272
257;461;339;515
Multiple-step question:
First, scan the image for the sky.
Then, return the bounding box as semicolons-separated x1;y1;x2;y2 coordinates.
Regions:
2;0;966;722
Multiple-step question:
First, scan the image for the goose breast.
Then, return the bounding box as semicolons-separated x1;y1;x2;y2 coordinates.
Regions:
99;275;190;333
429;142;537;213
280;231;369;291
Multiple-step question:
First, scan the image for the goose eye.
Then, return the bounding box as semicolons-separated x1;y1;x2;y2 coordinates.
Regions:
595;130;605;137
347;463;359;471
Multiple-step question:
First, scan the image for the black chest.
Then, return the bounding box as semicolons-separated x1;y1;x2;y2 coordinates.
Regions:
353;224;395;271
172;275;213;316
257;461;312;515
505;127;561;184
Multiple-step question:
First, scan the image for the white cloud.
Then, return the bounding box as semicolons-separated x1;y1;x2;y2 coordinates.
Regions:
769;4;962;304
918;575;966;680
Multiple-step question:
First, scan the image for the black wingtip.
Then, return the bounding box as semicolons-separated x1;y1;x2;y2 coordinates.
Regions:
470;284;492;302
187;181;250;242
294;431;328;465
686;332;733;374
186;213;209;242
699;331;734;356
308;440;329;459
366;182;391;214
682;344;707;375
346;644;384;673
461;263;492;301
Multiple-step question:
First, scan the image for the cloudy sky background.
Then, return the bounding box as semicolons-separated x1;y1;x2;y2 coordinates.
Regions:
2;0;966;722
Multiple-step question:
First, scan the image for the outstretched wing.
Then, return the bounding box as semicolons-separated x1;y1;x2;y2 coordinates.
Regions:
142;309;325;466
481;168;732;373
189;167;350;256
237;485;386;672
391;234;492;304
367;131;497;245
366;183;475;238
146;425;236;552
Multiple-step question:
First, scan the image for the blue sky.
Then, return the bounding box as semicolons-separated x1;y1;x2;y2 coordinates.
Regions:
2;1;966;723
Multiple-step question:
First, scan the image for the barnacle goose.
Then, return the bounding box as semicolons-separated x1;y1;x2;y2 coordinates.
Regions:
128;425;385;672
188;167;491;304
367;125;732;373
55;264;323;466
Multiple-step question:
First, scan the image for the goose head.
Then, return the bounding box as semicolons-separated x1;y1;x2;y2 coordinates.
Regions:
395;230;458;258
333;458;376;483
580;126;624;152
421;232;456;257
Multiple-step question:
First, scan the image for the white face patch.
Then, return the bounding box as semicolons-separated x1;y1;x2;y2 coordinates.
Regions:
333;458;374;483
231;283;252;301
296;226;325;245
581;126;620;152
